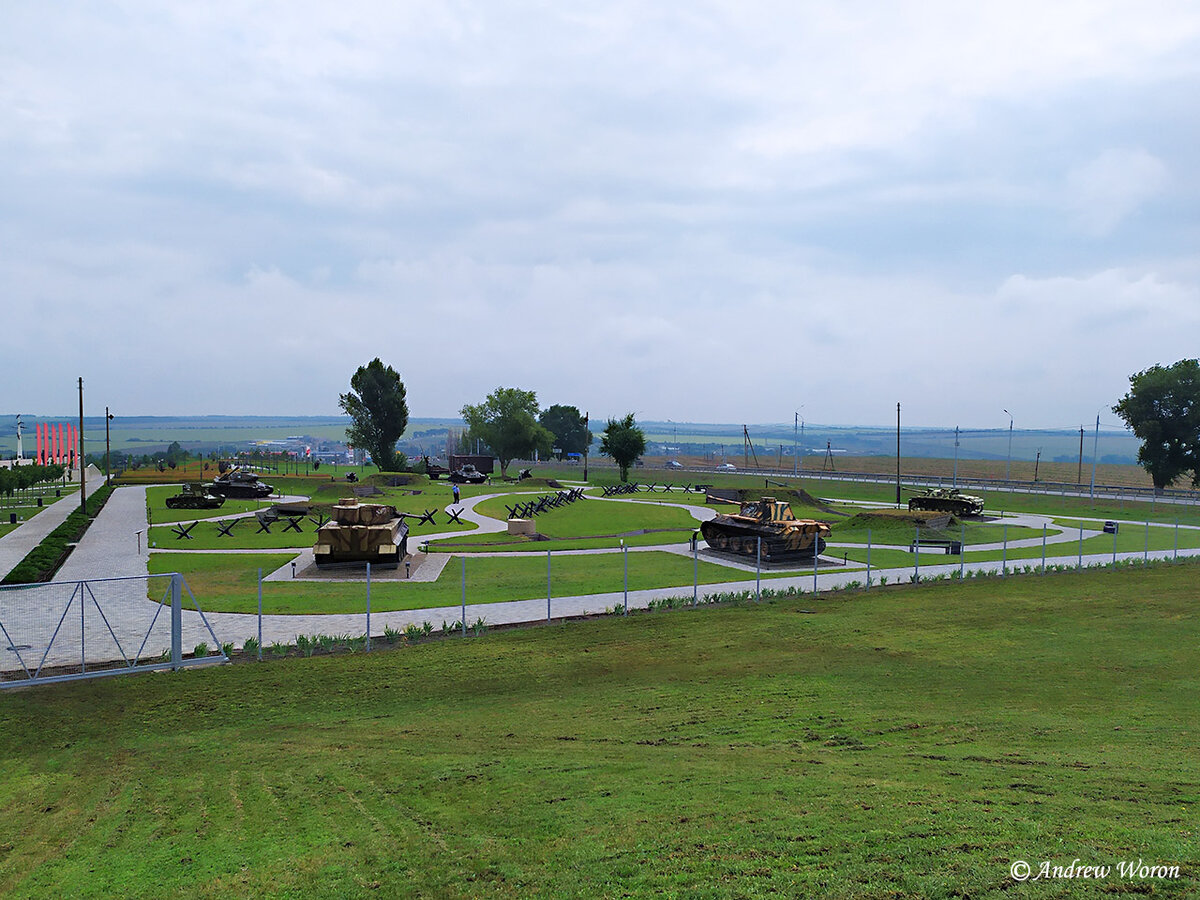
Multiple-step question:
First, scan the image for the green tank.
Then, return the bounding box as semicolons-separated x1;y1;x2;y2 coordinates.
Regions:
701;497;830;560
907;488;984;517
165;483;225;510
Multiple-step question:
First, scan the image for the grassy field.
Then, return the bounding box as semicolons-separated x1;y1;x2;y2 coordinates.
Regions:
150;550;749;616
1;564;1196;897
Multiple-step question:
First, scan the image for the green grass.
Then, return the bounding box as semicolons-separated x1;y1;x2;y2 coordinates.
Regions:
149;551;745;615
1;564;1196;897
428;494;702;552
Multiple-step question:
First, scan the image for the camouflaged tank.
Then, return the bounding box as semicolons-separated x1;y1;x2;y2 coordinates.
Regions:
701;497;830;560
313;498;409;568
907;488;984;517
164;482;225;510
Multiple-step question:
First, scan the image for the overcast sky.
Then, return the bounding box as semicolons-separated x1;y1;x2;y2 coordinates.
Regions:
4;1;1198;429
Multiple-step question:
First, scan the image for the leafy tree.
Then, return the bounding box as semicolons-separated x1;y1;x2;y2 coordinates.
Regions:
1113;358;1200;490
539;405;592;460
600;413;646;482
339;358;410;472
460;387;554;477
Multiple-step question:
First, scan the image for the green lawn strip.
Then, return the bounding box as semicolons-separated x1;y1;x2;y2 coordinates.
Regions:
430;496;701;552
0;565;1195;897
146;485;272;524
147;553;295;604
149;551;747;615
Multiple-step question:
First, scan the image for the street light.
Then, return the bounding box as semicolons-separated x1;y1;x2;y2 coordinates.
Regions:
793;410;804;477
105;407;114;485
1003;409;1014;482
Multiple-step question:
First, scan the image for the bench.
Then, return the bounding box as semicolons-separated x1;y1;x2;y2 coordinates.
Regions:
909;539;962;555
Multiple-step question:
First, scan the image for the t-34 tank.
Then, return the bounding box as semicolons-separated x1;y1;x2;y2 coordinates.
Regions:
209;467;274;499
313;498;409;568
165;483;226;510
700;496;830;560
449;464;487;484
907;488;984;517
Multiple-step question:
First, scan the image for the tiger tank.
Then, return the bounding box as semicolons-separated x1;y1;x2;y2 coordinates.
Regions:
907;488;984;517
700;496;830;560
313;498;409;568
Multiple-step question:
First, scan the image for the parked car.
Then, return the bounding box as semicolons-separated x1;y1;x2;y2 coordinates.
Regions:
717;463;736;471
666;460;683;469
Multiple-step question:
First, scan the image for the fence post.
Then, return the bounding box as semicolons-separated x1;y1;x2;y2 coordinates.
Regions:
914;526;920;582
1041;525;1047;574
623;541;628;615
692;532;698;607
866;528;871;588
812;534;818;593
1078;522;1083;569
1144;520;1149;564
1001;524;1008;576
461;556;467;636
256;567;263;661
1174;519;1179;560
1112;527;1117;566
546;549;552;623
366;561;371;652
171;573;182;671
755;537;761;601
960;522;966;579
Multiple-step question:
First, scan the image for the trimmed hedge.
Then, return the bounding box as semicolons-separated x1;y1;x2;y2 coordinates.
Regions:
1;485;115;585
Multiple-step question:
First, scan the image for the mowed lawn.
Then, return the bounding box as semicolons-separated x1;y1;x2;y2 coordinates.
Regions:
0;565;1196;898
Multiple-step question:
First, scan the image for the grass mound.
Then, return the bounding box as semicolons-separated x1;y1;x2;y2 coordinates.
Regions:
1;563;1195;896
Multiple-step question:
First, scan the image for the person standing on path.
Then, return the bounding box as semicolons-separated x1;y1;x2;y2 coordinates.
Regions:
452;483;461;505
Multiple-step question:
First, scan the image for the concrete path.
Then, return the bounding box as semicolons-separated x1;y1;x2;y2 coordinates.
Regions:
0;466;104;581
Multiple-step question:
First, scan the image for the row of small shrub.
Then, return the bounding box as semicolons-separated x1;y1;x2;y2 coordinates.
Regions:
623;552;1198;613
225;617;492;661
1;484;115;585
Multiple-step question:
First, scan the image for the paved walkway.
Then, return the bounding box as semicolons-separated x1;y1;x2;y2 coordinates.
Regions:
0;466;104;581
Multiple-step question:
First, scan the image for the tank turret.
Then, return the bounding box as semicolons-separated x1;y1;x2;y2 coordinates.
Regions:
700;496;830;560
313;498;409;568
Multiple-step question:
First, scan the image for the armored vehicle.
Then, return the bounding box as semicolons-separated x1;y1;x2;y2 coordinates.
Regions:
700;496;830;561
450;464;487;484
313;498;409;568
209;467;274;499
164;482;225;510
907;488;984;517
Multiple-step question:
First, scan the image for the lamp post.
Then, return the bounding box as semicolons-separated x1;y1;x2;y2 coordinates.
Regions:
1003;409;1013;482
793;410;803;477
105;407;113;485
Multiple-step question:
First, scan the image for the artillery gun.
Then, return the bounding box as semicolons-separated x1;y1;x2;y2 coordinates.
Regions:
209;467;273;499
907;488;984;517
164;483;225;510
700;496;830;561
313;498;409;568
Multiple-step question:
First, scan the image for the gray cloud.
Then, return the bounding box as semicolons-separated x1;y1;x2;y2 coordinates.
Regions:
3;1;1199;429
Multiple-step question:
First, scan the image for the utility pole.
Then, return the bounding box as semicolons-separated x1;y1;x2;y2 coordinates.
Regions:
583;412;589;481
895;402;901;507
1090;415;1100;500
78;377;86;515
953;425;959;487
1078;426;1084;484
793;412;798;477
